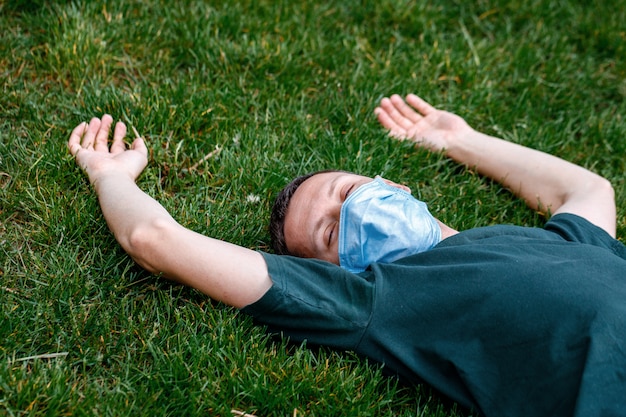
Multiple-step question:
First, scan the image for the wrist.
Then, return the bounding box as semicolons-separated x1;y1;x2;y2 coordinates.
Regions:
439;125;477;154
91;170;136;192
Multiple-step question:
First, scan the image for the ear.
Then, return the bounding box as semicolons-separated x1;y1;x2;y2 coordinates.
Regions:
379;177;411;193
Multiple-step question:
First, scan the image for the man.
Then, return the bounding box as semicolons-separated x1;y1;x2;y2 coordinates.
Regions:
69;94;626;417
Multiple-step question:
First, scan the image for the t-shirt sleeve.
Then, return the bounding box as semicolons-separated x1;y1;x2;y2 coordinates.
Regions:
545;213;626;257
241;252;374;350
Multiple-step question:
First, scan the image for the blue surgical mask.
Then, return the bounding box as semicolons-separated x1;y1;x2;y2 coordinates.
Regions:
338;177;442;273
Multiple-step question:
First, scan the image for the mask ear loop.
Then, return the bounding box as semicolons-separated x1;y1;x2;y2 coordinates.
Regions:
373;176;414;199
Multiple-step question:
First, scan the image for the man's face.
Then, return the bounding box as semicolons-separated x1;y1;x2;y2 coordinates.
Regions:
283;171;410;265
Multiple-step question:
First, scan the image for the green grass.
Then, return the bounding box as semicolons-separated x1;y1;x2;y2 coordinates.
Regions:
1;0;625;415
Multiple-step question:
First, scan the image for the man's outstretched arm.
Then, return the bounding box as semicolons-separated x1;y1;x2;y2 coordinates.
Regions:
68;115;272;308
375;94;616;237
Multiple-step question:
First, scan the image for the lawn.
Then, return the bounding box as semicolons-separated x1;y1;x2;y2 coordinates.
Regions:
1;0;624;415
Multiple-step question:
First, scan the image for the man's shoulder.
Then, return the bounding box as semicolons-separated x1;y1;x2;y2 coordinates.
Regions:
544;213;626;255
243;252;373;319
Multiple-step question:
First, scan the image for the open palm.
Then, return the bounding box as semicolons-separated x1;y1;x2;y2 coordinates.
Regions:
375;94;471;152
68;115;148;185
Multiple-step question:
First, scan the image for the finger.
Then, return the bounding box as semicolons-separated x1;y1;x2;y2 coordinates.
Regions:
131;137;148;158
68;122;88;156
406;94;437;116
374;107;409;140
378;97;414;131
94;114;113;152
389;94;421;123
110;121;128;154
82;117;102;149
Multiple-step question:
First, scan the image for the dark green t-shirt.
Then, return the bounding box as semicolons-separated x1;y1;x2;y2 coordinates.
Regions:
242;214;626;417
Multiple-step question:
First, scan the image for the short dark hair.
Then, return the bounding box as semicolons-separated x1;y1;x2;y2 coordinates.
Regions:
269;170;339;256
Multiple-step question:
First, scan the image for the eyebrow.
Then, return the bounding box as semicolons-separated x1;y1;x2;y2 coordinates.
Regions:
328;174;340;200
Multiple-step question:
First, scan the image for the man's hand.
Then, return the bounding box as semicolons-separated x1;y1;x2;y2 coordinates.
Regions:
68;115;148;185
374;94;471;152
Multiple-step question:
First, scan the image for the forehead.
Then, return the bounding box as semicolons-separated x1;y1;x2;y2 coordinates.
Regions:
290;171;369;212
295;171;341;197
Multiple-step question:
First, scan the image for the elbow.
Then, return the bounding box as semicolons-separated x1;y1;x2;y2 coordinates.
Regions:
591;175;615;207
125;218;175;274
551;171;616;237
566;172;615;206
603;177;615;201
588;175;616;236
571;174;615;210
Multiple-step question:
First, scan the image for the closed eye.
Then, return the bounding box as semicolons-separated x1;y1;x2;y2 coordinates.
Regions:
343;184;354;200
327;221;337;247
